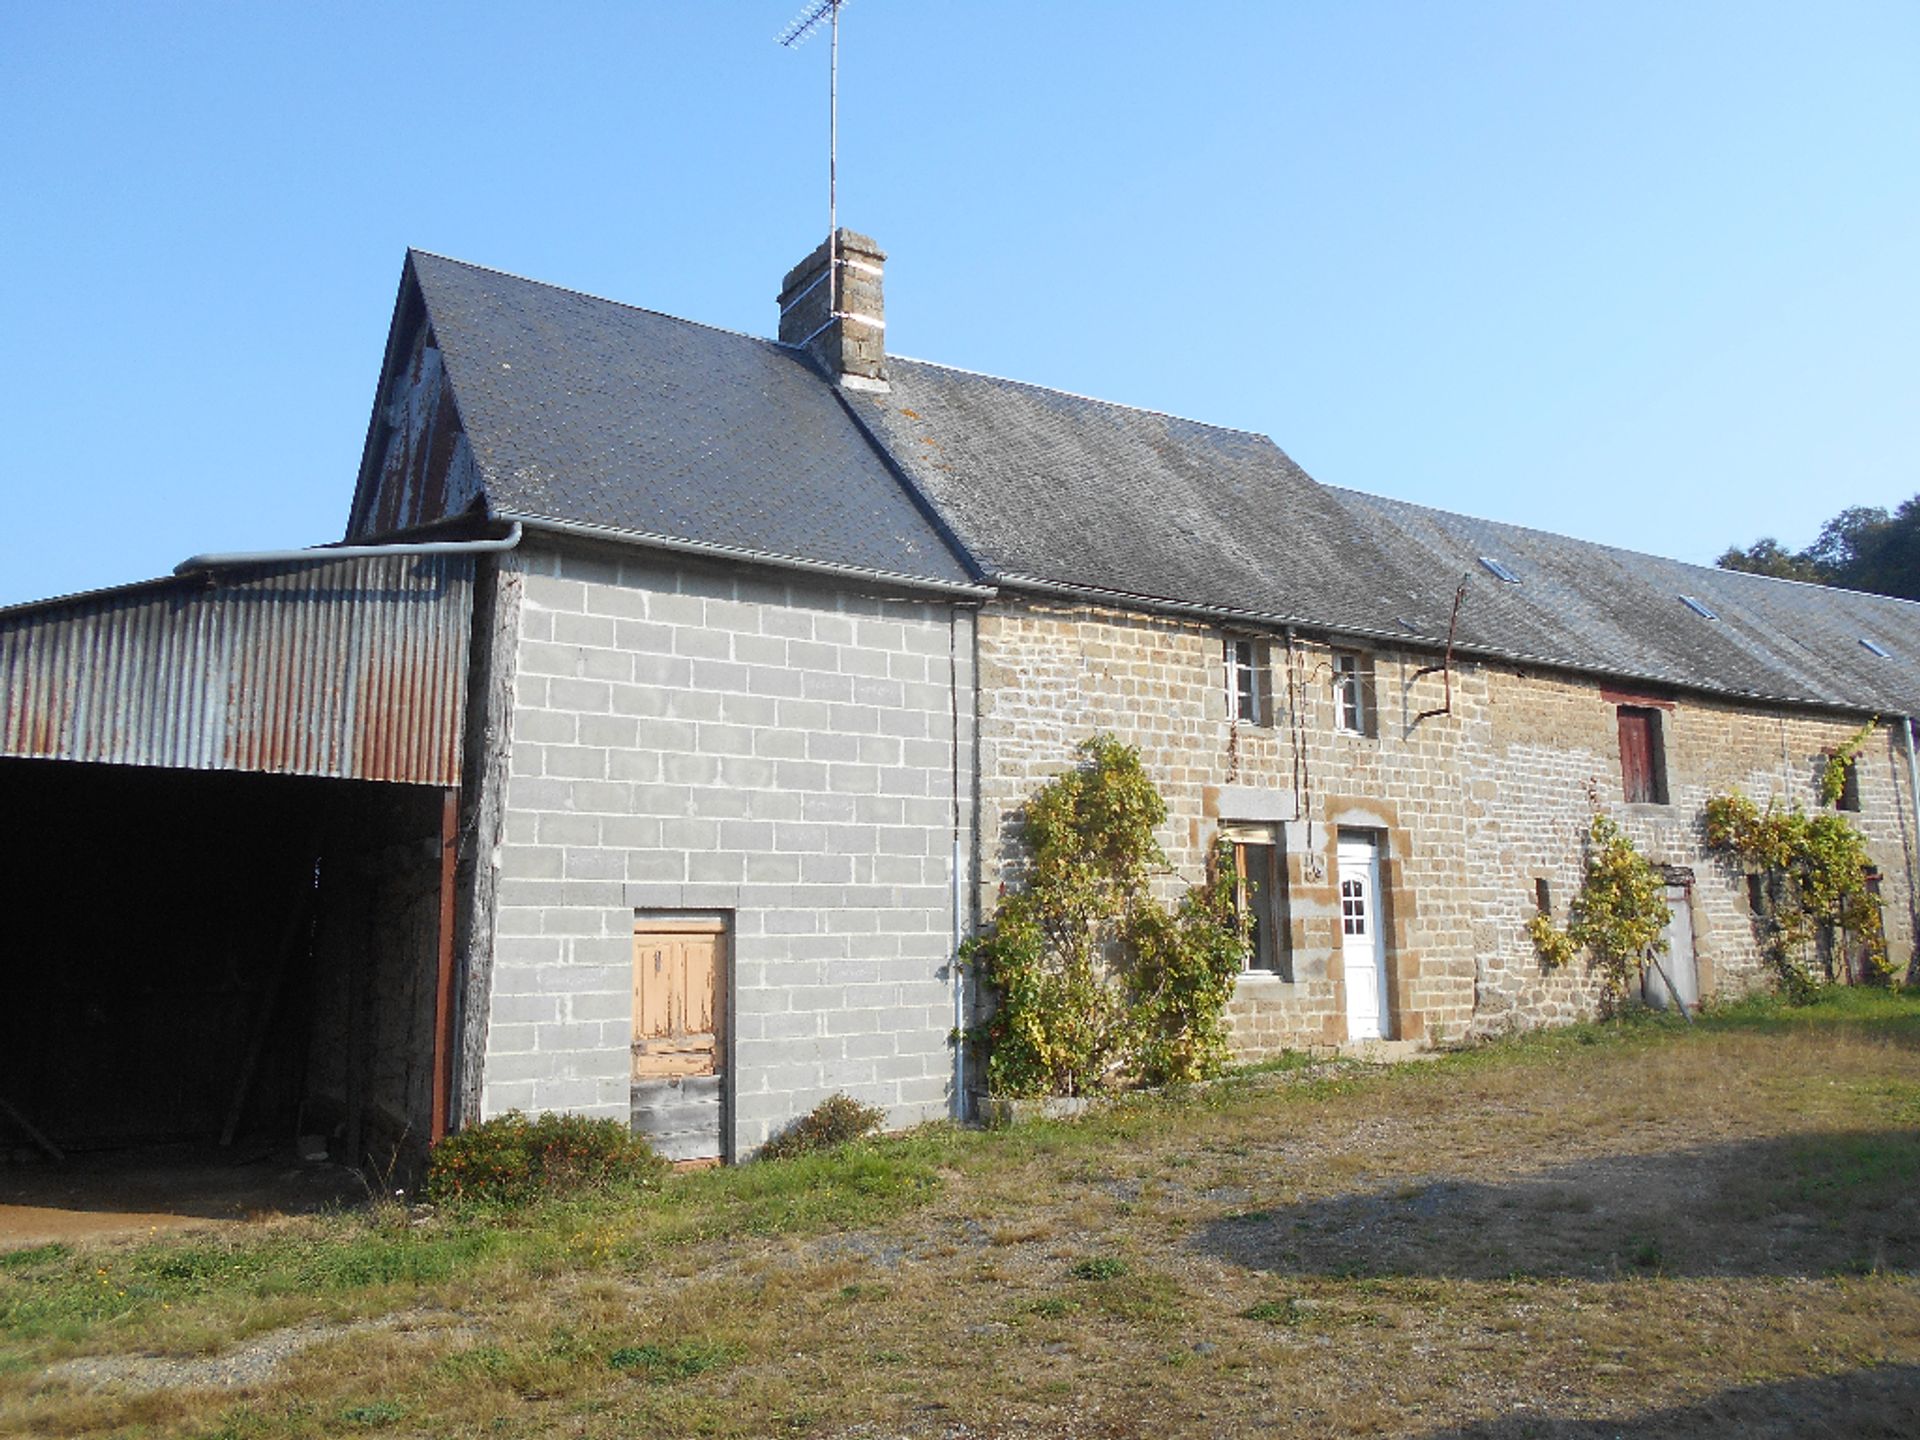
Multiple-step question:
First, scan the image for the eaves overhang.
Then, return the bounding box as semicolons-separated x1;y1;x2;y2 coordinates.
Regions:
990;571;1893;720
499;509;997;601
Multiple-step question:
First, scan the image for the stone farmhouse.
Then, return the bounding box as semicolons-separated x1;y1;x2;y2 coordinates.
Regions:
2;232;1916;1169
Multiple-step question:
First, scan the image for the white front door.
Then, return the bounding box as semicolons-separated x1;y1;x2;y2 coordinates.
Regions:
1337;833;1390;1041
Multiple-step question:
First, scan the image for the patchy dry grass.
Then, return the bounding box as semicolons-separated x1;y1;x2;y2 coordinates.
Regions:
5;991;1920;1437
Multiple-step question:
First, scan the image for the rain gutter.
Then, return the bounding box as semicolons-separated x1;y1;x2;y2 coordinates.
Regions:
175;523;524;573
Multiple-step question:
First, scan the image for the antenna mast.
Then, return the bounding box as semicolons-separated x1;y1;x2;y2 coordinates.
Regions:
778;0;851;315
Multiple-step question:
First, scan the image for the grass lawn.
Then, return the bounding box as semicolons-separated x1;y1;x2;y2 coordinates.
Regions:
4;990;1920;1437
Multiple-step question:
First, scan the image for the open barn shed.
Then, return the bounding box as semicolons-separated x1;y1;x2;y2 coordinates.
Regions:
0;550;476;1188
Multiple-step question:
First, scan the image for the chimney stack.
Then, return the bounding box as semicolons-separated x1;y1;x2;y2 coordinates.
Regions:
777;229;887;390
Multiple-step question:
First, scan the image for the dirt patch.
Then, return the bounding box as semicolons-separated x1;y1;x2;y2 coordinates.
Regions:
41;1310;472;1396
0;1145;367;1249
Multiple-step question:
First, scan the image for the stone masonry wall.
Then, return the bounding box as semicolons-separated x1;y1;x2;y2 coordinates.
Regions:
978;597;1918;1055
1468;668;1918;1033
478;542;974;1156
976;599;1483;1058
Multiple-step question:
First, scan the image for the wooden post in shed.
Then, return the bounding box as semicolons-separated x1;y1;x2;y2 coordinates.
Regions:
431;787;460;1144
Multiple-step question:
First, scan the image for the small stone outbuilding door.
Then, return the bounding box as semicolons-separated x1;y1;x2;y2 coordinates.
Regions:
632;918;728;1162
1644;884;1699;1011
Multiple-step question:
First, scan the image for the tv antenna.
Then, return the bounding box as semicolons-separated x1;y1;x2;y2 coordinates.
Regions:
778;0;853;315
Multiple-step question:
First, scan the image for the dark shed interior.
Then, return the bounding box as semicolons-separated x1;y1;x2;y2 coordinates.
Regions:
0;759;447;1174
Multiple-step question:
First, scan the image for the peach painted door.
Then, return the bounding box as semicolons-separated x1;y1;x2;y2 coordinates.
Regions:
632;922;726;1161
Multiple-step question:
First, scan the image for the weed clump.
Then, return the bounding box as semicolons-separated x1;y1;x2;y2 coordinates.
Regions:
758;1092;886;1160
425;1110;666;1208
607;1339;740;1381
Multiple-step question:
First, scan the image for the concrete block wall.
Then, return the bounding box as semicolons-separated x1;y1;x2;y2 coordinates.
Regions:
477;541;974;1155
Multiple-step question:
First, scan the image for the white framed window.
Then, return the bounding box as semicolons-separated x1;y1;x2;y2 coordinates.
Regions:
1224;823;1290;979
1332;650;1374;736
1226;637;1272;727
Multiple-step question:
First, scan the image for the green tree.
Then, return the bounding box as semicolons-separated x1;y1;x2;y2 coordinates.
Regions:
1715;537;1824;583
1718;493;1920;601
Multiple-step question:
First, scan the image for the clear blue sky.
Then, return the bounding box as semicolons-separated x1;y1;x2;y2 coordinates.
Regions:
3;1;1915;609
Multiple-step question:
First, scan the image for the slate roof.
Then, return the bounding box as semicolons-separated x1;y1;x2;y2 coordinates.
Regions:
1335;489;1920;717
844;358;1442;640
403;252;976;589
392;249;1915;719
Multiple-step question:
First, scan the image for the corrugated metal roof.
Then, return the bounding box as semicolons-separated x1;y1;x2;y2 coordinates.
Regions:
0;553;473;785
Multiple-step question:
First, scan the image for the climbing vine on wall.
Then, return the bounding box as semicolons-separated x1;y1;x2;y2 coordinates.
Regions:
965;734;1251;1098
1817;718;1877;807
1527;814;1672;1005
1702;790;1886;992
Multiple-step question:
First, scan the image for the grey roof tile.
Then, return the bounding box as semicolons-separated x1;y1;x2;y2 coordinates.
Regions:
398;250;1916;719
406;252;974;588
845;358;1439;638
1335;489;1920;716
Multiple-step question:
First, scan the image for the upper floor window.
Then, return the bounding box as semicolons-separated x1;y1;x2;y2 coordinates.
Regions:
1333;650;1375;736
1617;705;1668;805
1227;638;1272;727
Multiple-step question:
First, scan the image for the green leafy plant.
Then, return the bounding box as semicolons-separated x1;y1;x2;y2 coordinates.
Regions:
1528;814;1672;1005
341;1401;406;1428
607;1339;740;1381
1524;911;1578;971
425;1110;667;1208
1818;718;1877;807
1703;789;1886;992
758;1092;887;1160
964;735;1251;1097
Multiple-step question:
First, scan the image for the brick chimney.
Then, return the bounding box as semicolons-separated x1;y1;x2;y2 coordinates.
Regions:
777;229;887;390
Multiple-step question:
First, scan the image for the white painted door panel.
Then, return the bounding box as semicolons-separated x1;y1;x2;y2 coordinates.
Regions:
1338;834;1389;1041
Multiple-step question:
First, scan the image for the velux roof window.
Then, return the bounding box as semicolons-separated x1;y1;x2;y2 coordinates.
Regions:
1678;595;1719;620
1860;638;1892;659
1478;556;1521;584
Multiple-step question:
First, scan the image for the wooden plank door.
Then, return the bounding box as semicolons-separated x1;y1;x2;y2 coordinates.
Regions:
631;921;726;1162
1644;885;1699;1012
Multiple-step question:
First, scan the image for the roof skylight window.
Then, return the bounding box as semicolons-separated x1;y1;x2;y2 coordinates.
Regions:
1678;595;1719;620
1478;556;1521;584
1860;638;1892;659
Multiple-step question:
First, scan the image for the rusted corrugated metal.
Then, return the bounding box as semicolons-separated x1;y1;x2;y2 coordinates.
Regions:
0;553;473;785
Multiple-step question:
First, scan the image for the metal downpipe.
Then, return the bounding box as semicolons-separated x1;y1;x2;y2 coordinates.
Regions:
1903;717;1920;984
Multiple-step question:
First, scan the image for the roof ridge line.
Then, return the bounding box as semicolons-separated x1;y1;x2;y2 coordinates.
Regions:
1333;485;1920;613
885;352;1277;442
405;252;1283;445
406;248;785;351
